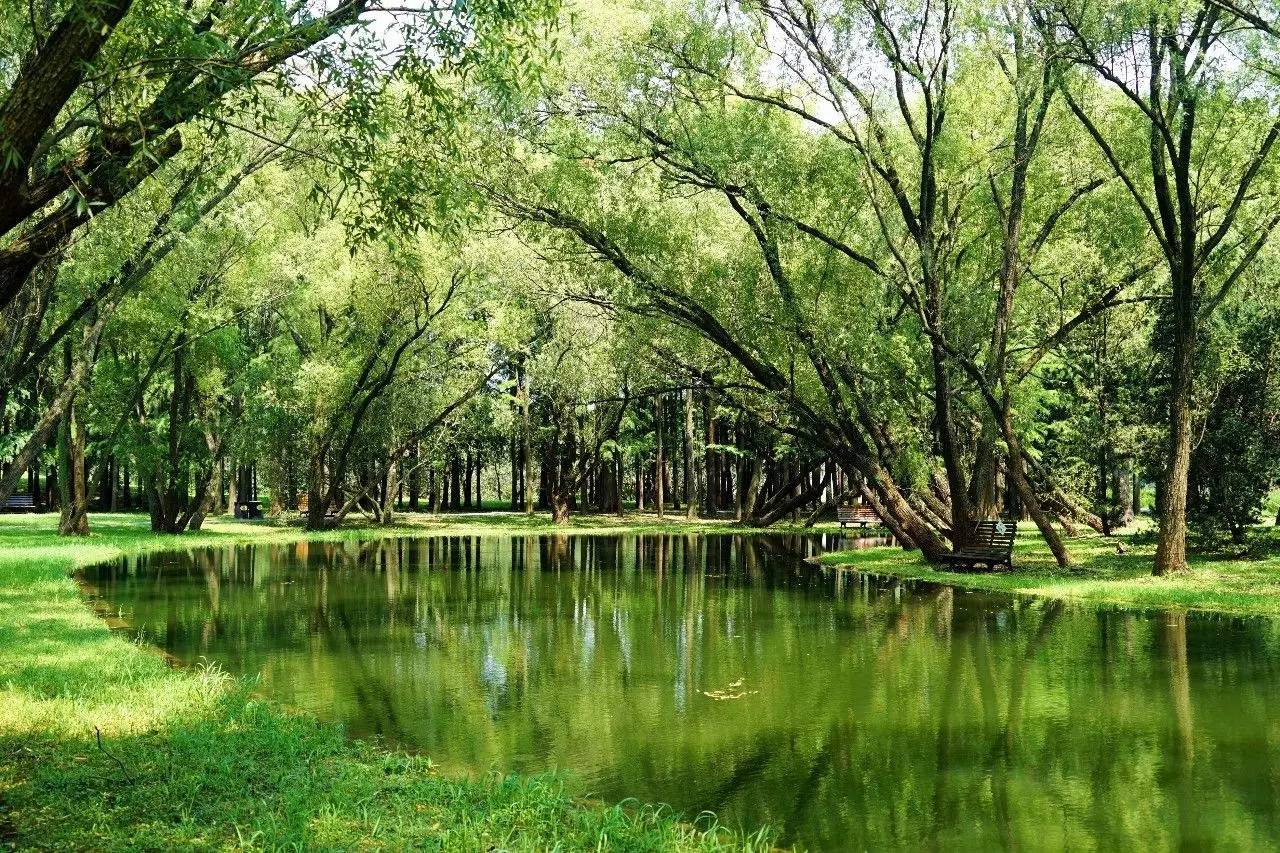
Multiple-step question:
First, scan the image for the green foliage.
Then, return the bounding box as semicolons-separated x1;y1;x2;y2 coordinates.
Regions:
1188;304;1280;545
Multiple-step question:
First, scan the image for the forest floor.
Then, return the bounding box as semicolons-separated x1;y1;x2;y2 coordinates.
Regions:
0;511;772;852
4;509;1279;850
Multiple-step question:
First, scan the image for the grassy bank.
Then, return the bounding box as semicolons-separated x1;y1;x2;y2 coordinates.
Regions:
0;511;773;851
818;519;1280;617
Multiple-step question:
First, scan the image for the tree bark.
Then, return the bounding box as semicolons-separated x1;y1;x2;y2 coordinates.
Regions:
684;384;699;519
1155;272;1196;575
655;395;665;518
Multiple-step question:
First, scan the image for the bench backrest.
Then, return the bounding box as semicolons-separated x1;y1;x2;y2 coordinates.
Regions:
974;519;1017;551
838;505;879;522
5;494;35;507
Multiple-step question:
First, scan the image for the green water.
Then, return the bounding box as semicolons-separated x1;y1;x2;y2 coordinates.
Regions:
83;533;1280;850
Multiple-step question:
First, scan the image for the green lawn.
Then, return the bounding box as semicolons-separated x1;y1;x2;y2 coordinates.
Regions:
0;511;772;851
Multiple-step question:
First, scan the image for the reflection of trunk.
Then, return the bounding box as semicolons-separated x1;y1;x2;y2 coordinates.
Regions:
1164;613;1195;761
1163;612;1198;847
1003;601;1063;752
932;631;966;843
972;632;1016;853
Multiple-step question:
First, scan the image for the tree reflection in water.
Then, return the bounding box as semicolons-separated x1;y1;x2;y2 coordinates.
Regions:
83;534;1280;851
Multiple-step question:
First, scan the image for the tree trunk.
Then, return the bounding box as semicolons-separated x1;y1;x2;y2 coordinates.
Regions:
1155;281;1196;575
997;405;1072;568
57;399;89;536
227;456;239;516
305;451;327;531
522;362;534;515
704;393;716;515
655;395;664;518
684;384;699;519
409;441;421;510
930;337;974;546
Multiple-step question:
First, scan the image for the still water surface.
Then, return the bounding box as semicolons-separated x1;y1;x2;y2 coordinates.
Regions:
83;533;1280;850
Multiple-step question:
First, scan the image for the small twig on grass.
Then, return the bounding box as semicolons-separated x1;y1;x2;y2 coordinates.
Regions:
95;727;134;784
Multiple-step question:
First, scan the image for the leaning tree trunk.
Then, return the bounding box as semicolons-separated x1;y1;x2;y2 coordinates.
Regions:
187;431;222;531
998;405;1072;568
857;482;917;551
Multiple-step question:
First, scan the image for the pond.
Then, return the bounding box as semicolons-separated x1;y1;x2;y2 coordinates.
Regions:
82;533;1280;850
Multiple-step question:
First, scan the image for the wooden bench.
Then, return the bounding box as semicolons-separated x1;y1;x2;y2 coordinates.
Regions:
837;504;882;531
1;494;36;513
940;519;1018;572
